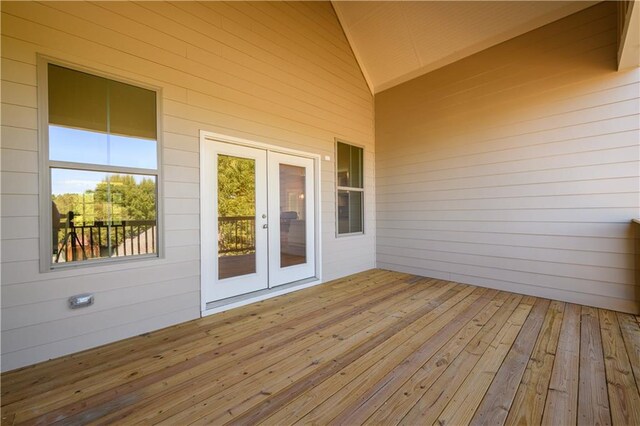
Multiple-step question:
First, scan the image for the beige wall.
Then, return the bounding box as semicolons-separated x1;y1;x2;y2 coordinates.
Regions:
0;1;375;371
376;2;640;314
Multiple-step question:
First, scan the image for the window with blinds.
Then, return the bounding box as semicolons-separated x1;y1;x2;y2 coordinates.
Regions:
43;62;160;267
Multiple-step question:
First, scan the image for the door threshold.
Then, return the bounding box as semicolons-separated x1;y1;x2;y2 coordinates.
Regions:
202;277;322;317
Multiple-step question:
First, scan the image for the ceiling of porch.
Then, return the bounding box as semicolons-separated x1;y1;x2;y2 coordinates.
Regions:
332;1;600;93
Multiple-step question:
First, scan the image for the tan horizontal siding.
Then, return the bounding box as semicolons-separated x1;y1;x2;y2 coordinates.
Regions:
375;2;640;314
1;1;374;371
377;219;633;238
7;1;372;122
1;275;200;331
377;129;639;178
378;177;638;203
0;306;198;373
376;246;634;285
377;236;633;268
1;258;200;289
0;172;38;196
1;128;37;156
2;292;197;351
377;208;637;223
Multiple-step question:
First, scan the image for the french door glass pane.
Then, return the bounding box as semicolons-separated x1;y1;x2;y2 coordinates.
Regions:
280;164;306;268
217;155;256;279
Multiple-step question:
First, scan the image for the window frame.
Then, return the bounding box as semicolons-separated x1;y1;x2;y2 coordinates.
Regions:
335;138;365;237
37;55;164;272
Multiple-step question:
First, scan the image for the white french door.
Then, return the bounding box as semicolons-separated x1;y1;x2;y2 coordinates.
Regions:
201;143;268;302
201;139;316;304
268;152;315;287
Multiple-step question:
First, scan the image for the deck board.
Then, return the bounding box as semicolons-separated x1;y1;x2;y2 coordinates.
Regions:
1;269;639;425
362;292;512;425
578;306;612;426
152;280;458;425
325;288;497;426
434;296;536;425
0;269;395;403
542;303;581;426
470;298;550;425
398;292;524;425
503;300;564;426
617;312;640;393
599;310;640;425
258;284;482;425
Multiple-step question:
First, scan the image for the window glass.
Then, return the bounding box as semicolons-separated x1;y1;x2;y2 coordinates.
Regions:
337;142;363;188
338;190;363;234
217;155;257;279
48;64;108;134
48;64;157;169
337;142;351;187
51;169;157;263
49;125;108;164
279;164;307;268
350;144;363;188
349;190;363;232
48;64;156;139
49;126;157;169
336;141;364;235
46;62;159;266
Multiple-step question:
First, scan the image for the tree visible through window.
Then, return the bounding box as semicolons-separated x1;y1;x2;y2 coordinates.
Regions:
216;155;256;260
44;62;159;266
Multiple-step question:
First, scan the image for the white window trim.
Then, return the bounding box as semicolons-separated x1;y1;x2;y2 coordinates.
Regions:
335;138;365;238
37;55;164;272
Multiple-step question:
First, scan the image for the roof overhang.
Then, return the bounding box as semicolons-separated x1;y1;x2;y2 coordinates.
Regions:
618;0;640;71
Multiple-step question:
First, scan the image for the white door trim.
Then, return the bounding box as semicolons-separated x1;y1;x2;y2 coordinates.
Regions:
199;130;323;314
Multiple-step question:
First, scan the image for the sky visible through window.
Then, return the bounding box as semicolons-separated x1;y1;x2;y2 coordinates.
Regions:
50;125;157;195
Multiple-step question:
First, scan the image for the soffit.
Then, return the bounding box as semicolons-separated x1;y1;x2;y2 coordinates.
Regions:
332;1;600;93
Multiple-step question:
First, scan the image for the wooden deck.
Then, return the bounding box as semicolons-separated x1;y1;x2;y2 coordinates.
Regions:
2;269;639;425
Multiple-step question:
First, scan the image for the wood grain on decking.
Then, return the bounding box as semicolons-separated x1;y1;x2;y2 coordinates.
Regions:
1;269;639;425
